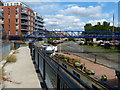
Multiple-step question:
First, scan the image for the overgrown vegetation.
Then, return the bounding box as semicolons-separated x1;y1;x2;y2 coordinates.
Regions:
0;69;3;80
53;54;95;75
7;55;17;63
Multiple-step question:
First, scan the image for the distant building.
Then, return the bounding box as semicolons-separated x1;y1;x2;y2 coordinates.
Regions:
0;1;44;36
0;0;10;61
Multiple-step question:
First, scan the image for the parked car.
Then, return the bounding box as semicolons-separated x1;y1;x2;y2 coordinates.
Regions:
79;40;85;45
45;45;58;54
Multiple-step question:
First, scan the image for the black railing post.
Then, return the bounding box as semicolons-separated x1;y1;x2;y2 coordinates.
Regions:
37;52;40;73
57;65;60;90
43;51;46;81
32;47;35;61
57;74;60;90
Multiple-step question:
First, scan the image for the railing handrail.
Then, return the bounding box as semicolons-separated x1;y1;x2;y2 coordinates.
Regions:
32;44;93;89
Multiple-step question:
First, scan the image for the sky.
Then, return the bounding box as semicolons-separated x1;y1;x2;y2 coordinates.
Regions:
3;0;119;31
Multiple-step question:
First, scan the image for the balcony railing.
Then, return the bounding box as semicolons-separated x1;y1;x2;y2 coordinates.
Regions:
35;17;44;23
21;28;28;31
38;23;44;27
21;10;28;15
21;22;28;25
21;17;28;20
29;43;93;89
0;21;4;24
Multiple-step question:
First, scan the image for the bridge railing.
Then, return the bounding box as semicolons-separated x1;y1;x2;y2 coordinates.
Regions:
29;42;93;89
26;31;120;39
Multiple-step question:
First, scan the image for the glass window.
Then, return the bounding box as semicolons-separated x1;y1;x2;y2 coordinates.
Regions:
29;26;30;30
16;8;19;12
28;11;30;15
28;21;30;25
28;16;30;20
8;15;10;18
8;30;10;35
16;25;19;29
16;30;18;35
8;8;10;13
16;13;19;18
8;19;10;23
16;19;19;23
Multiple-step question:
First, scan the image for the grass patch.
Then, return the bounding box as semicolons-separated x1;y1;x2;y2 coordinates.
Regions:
74;60;80;63
13;50;19;54
82;45;120;52
0;69;3;80
7;55;17;63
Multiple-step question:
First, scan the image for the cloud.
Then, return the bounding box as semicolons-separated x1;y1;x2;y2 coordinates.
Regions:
87;19;113;26
28;3;61;14
60;5;110;19
87;19;107;25
43;14;85;31
3;0;119;2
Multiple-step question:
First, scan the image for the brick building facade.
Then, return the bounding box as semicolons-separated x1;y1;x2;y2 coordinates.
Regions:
0;1;44;36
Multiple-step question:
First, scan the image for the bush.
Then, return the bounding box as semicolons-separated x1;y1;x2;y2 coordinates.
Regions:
85;69;95;75
74;60;80;63
7;55;17;63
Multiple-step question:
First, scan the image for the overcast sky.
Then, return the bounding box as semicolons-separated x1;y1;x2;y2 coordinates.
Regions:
3;0;119;31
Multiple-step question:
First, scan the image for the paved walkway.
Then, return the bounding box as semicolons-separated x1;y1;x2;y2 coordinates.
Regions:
3;46;41;88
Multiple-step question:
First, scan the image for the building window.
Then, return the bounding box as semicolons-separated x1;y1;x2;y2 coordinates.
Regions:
16;13;19;18
16;8;19;12
8;30;10;35
14;3;18;6
4;3;5;6
28;11;30;15
16;25;19;29
8;15;10;18
31;17;33;21
16;19;19;23
16;30;18;35
8;19;10;24
31;22;33;26
29;26;30;30
31;13;33;16
28;16;30;20
9;25;10;29
28;21;30;25
7;3;9;6
8;8;10;14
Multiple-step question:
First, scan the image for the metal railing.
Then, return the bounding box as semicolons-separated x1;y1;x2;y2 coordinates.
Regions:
29;42;93;89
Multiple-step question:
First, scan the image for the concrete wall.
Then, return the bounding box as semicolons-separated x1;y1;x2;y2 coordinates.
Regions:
1;41;10;60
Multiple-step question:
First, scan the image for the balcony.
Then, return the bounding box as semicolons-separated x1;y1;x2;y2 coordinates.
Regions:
21;28;28;31
21;16;28;20
0;26;3;30
38;23;44;27
21;32;28;36
0;9;4;18
21;10;28;15
21;22;28;25
35;17;44;23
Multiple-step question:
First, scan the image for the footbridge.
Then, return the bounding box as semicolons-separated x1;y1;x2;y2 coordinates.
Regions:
26;31;120;39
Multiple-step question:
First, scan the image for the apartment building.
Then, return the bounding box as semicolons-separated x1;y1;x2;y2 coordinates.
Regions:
0;0;10;61
34;11;44;31
0;1;44;36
